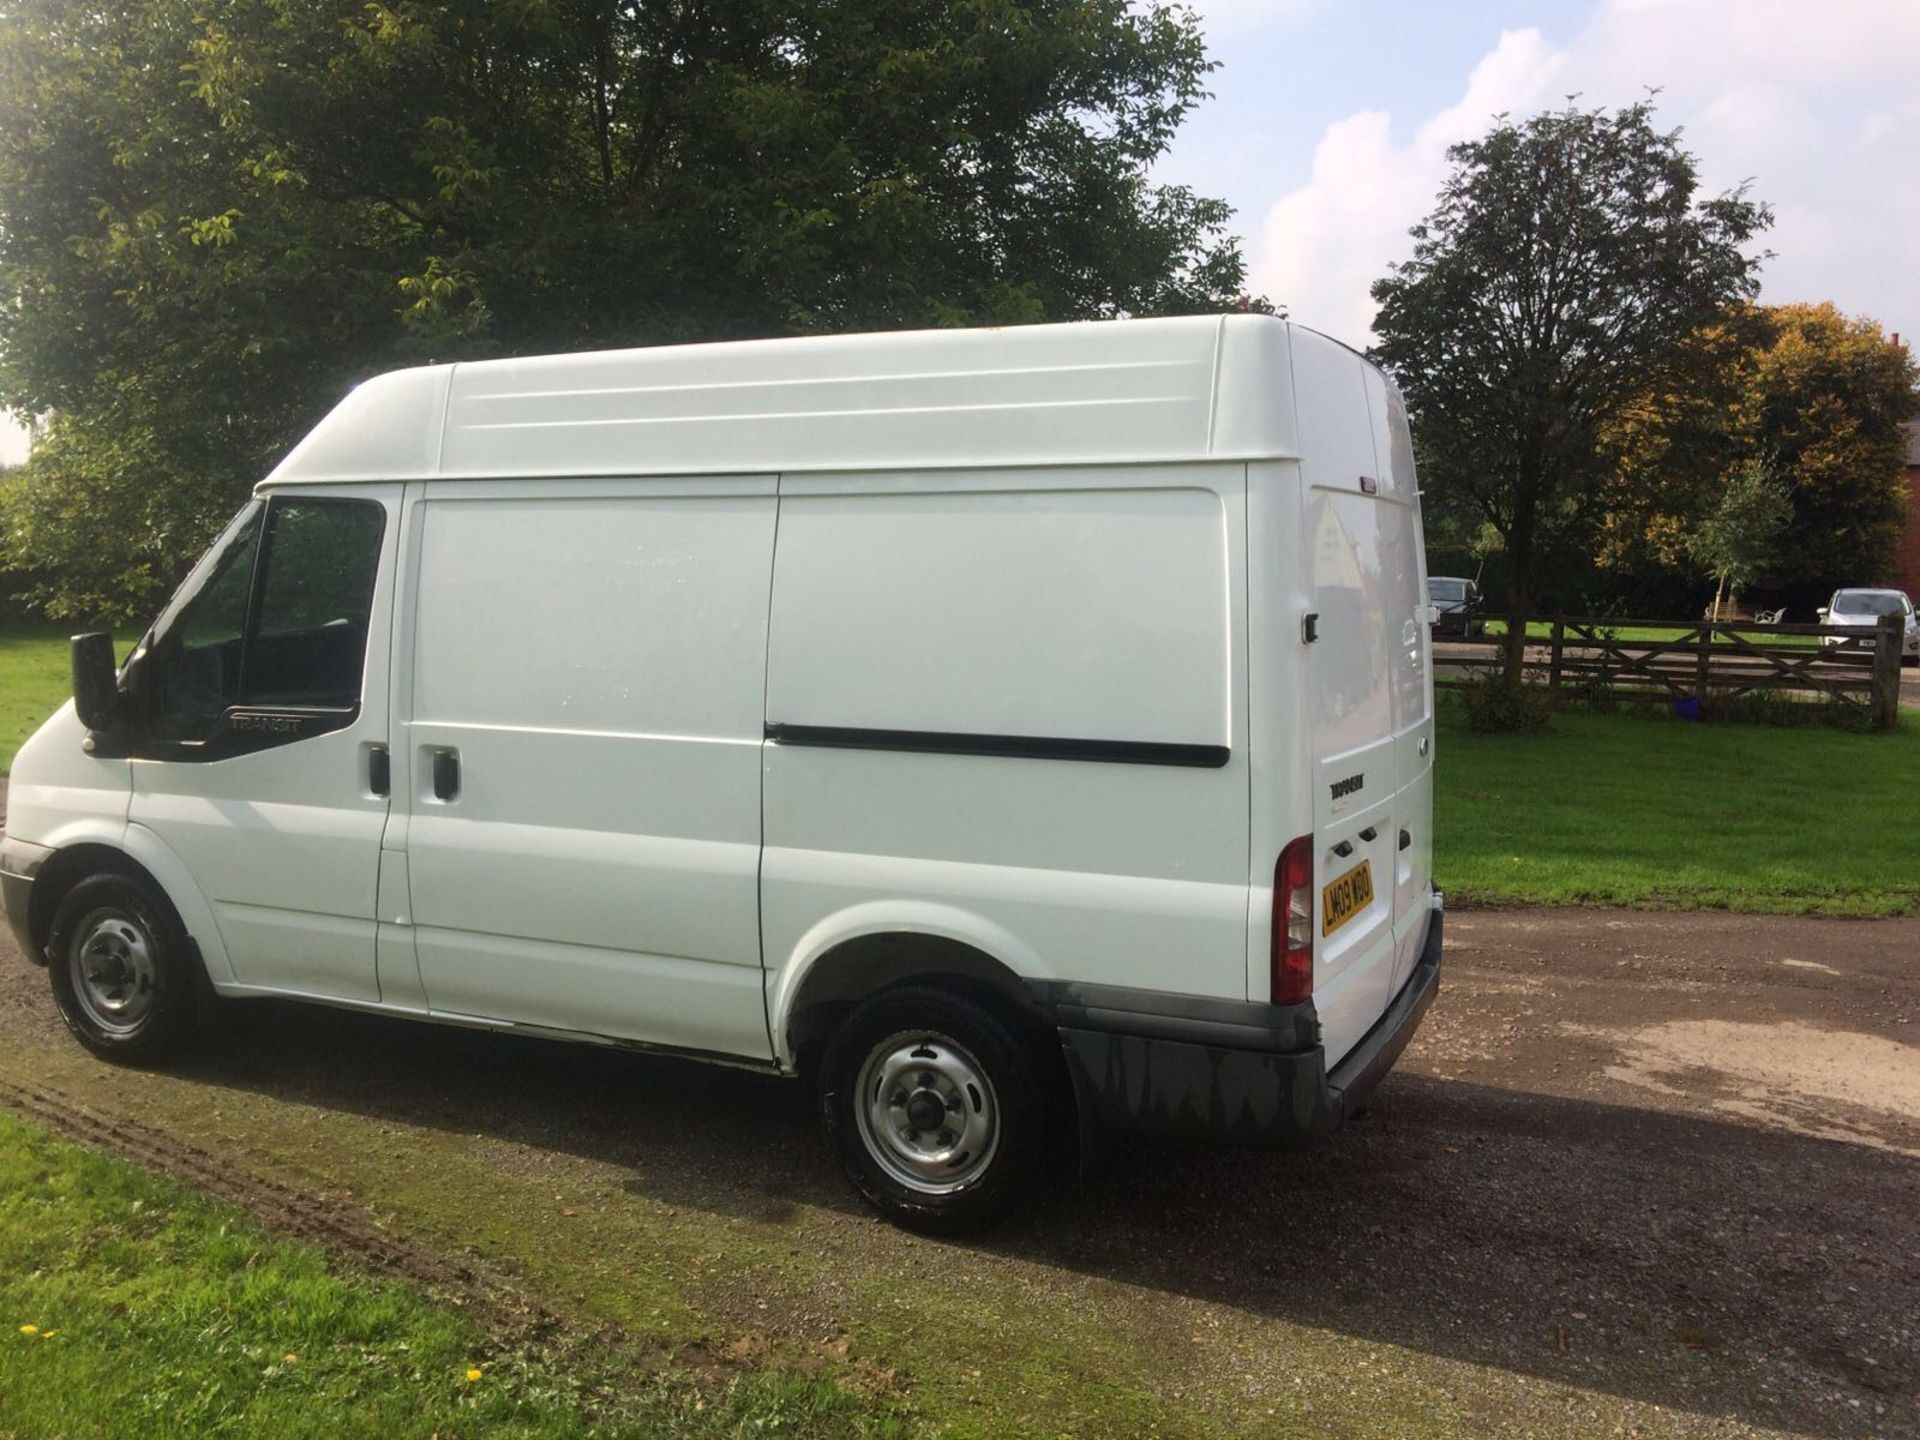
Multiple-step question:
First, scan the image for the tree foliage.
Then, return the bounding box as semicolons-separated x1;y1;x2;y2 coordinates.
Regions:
1688;458;1789;620
1728;303;1916;601
0;0;1255;619
1594;303;1917;610
1370;100;1770;695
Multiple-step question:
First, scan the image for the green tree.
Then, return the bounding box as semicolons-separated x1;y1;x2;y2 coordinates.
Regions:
1689;459;1790;621
0;0;1257;620
1371;100;1770;701
1727;303;1917;603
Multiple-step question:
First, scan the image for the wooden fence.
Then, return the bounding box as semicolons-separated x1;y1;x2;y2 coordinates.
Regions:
1431;613;1906;728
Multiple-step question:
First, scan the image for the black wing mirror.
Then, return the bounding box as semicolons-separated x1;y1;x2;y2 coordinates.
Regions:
71;632;120;732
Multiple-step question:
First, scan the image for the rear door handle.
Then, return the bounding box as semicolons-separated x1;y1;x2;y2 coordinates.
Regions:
431;748;460;802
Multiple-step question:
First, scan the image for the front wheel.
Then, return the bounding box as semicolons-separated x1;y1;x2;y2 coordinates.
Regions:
46;872;201;1065
820;986;1051;1233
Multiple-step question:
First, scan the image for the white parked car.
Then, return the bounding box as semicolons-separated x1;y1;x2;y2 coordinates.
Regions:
0;316;1442;1230
1818;588;1919;664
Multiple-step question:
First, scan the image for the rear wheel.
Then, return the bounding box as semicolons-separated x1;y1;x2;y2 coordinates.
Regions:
46;872;200;1065
820;985;1050;1233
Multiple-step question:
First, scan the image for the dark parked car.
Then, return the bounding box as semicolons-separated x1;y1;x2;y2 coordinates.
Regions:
1428;576;1484;638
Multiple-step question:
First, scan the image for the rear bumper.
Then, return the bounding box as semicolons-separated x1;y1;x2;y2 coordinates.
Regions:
1049;906;1443;1148
0;834;51;964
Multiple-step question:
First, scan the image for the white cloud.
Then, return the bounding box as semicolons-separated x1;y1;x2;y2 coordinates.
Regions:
1251;0;1920;346
1258;27;1560;342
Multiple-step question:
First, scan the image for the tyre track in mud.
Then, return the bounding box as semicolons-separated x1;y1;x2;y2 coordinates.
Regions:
0;1074;575;1348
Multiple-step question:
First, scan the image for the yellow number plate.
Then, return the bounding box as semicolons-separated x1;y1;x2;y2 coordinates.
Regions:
1321;860;1374;937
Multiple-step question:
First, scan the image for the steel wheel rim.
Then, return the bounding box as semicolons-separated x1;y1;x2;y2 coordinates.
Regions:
854;1030;1000;1195
68;906;158;1036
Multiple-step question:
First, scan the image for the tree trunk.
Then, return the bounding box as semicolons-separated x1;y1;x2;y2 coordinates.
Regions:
1710;571;1726;623
1501;571;1533;696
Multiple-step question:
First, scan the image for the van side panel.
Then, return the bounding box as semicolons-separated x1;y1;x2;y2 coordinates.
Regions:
400;478;775;1058
761;466;1250;1047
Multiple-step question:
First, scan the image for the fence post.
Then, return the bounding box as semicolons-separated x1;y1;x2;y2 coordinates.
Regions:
1695;623;1712;706
1548;617;1565;699
1872;613;1902;730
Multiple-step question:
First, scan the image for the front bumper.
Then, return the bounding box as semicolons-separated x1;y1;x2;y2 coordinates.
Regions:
1048;906;1443;1149
0;834;52;964
1820;630;1917;652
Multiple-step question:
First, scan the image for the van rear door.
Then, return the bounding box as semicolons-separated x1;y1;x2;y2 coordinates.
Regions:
1292;331;1411;1065
1363;369;1435;996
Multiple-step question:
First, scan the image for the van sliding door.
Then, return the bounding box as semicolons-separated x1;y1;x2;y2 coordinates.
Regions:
396;476;777;1060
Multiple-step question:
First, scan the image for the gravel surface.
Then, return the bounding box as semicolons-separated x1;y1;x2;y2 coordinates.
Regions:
1;779;1914;1437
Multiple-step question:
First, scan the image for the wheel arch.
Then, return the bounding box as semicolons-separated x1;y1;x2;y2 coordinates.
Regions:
27;828;233;985
772;912;1055;1076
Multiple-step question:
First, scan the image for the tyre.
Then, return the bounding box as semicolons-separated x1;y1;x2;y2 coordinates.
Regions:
46;871;201;1065
820;985;1051;1233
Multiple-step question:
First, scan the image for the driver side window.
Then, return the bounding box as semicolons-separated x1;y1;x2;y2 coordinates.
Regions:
147;497;386;749
151;507;263;743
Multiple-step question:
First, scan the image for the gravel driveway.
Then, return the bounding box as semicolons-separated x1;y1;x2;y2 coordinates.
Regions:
0;799;1914;1436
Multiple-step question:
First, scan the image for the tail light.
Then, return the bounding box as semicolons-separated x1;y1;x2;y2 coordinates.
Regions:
1271;835;1314;1004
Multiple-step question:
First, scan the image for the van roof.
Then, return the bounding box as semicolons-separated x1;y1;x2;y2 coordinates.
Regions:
262;316;1381;487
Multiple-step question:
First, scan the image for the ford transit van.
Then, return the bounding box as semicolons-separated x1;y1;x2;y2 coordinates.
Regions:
2;315;1442;1230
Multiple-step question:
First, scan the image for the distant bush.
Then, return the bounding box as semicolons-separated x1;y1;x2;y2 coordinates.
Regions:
1457;672;1554;733
1699;687;1873;732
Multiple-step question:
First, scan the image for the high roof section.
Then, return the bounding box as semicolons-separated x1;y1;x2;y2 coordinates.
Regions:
263;315;1327;487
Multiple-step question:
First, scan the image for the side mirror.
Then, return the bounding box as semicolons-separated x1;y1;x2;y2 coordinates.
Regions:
71;632;120;732
1816;608;1829;620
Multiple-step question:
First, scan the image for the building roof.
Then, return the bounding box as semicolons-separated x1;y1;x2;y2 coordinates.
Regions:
260;315;1355;487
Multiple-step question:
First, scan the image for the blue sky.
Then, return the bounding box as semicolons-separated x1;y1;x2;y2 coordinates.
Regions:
1159;0;1920;345
3;0;1914;464
1163;0;1591;213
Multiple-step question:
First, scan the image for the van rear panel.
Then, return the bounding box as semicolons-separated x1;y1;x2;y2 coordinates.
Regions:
1253;329;1433;1066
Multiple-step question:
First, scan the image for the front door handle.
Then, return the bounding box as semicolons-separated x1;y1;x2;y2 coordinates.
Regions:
367;744;390;798
431;748;460;802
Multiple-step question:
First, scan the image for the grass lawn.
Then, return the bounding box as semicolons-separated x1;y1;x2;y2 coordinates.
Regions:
0;623;140;774
1482;618;1818;646
0;1109;897;1439
1434;700;1920;916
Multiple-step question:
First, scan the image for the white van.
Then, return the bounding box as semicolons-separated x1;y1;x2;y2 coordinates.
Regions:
2;315;1442;1230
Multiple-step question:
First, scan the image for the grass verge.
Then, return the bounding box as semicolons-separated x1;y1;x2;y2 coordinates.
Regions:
0;623;139;773
1434;700;1920;915
0;1109;901;1439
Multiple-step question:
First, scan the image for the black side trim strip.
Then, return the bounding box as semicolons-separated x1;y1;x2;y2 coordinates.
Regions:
764;723;1228;769
1034;978;1319;1053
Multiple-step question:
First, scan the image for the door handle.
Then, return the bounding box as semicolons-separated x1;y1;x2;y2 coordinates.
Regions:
368;745;390;798
431;748;460;802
